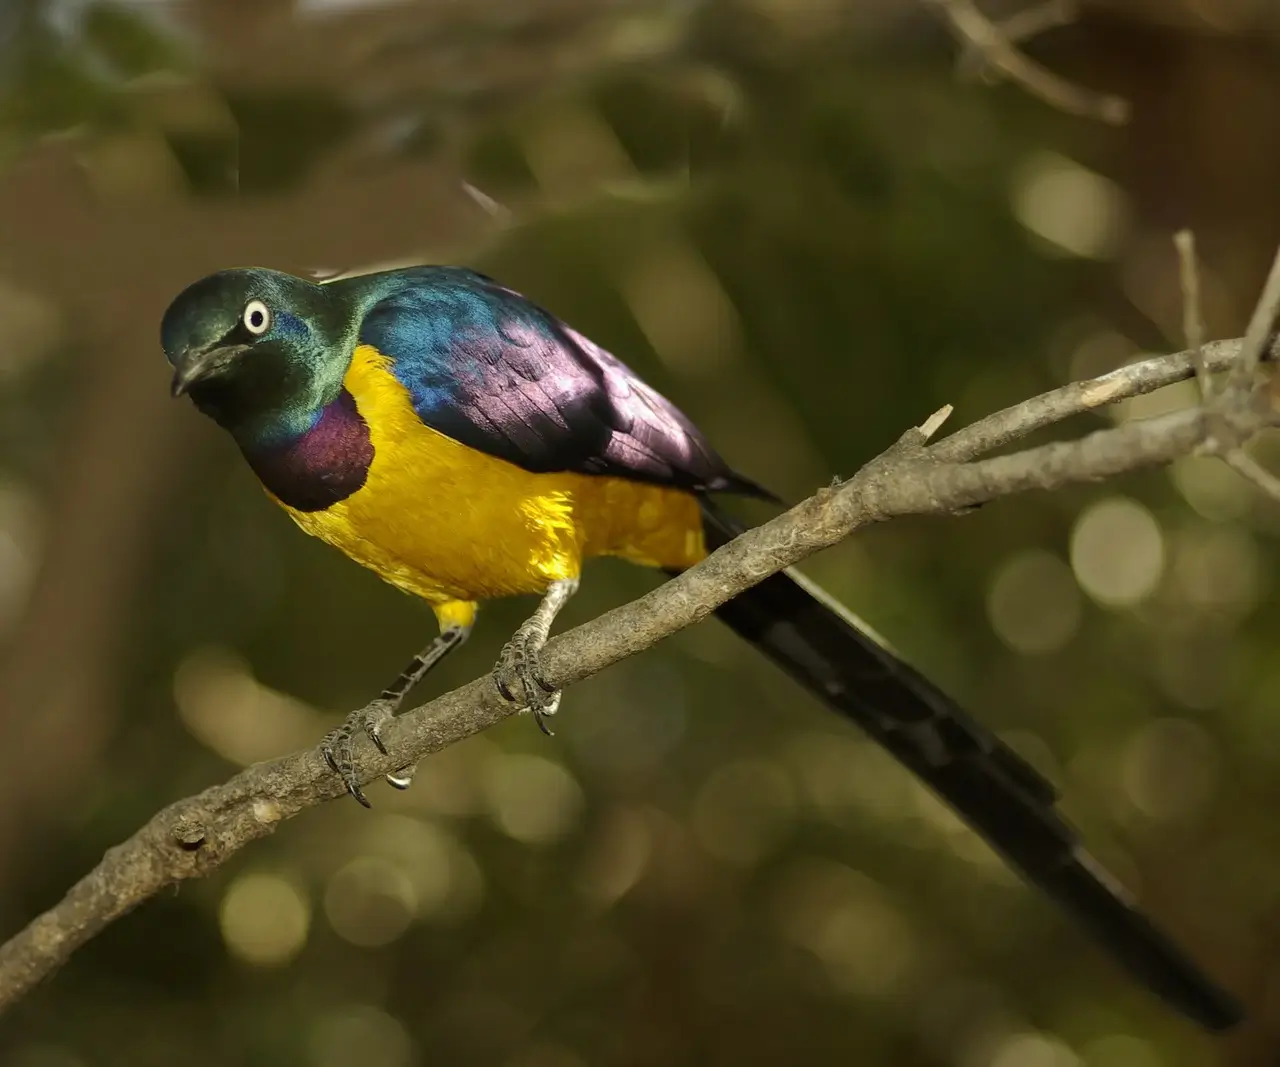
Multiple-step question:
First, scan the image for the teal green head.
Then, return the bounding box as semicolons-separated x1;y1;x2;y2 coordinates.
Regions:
161;267;353;443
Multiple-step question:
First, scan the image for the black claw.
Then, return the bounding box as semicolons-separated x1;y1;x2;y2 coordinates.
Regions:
494;632;562;734
362;699;394;757
319;699;401;806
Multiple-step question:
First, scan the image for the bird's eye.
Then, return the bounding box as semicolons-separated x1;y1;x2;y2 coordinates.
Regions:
242;299;271;336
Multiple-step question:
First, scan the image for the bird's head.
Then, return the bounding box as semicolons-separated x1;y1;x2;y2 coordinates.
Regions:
161;267;352;441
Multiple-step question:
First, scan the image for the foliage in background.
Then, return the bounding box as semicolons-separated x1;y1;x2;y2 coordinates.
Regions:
2;1;1280;1066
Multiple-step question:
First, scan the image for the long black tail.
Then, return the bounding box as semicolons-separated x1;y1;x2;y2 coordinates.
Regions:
699;499;1240;1031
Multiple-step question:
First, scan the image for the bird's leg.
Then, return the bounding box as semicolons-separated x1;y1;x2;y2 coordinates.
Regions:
321;623;471;806
493;577;578;735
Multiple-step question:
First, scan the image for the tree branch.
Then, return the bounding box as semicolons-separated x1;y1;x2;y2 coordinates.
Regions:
931;336;1269;462
927;0;1130;124
1174;231;1280;503
0;330;1277;1013
956;0;1077;83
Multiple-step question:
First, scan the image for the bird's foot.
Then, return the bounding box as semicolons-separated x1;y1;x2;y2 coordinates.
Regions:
319;697;409;806
384;762;418;790
493;627;561;736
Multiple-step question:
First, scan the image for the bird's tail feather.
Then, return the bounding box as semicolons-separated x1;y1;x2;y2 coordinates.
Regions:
698;498;1240;1031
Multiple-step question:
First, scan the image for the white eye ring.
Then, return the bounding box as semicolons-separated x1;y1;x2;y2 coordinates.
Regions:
242;299;271;336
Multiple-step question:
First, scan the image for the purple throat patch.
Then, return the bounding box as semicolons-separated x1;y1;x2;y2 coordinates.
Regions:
243;389;374;512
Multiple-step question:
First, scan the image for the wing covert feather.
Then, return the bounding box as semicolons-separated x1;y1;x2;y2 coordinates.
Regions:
353;268;768;496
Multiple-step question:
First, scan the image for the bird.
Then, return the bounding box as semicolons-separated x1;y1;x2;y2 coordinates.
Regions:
161;263;1240;1031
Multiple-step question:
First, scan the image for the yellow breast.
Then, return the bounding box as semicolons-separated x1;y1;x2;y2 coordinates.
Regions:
272;344;706;607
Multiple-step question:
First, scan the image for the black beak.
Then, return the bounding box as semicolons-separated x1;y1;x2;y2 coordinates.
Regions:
170;343;249;398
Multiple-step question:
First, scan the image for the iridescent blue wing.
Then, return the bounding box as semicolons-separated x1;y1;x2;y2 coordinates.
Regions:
351;267;771;497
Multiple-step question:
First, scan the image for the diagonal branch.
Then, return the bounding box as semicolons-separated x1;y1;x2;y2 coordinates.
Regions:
956;0;1078;83
931;336;1269;462
0;331;1276;1013
927;0;1130;124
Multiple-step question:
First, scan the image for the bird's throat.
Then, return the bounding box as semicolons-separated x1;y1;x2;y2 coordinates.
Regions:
239;389;374;512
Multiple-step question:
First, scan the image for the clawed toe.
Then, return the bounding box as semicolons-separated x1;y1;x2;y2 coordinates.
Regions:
531;690;561;735
318;699;399;806
385;762;417;790
493;630;562;734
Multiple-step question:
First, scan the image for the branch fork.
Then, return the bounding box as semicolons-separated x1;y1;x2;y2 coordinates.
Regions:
4;0;1280;1022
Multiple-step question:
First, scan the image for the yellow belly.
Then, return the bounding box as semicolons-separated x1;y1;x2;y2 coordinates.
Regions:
273;345;707;614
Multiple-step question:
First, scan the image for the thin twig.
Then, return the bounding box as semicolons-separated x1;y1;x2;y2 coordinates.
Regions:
928;0;1130;124
930;337;1263;462
461;181;513;224
0;331;1276;1011
1174;229;1211;400
1222;451;1280;503
918;404;955;441
1234;242;1280;385
957;0;1077;82
1174;232;1280;503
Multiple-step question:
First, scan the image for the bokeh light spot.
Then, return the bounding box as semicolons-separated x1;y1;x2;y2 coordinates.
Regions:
1170;523;1264;619
773;860;916;998
174;647;321;766
989;1033;1079;1067
1070;497;1164;608
1170;455;1252;522
482;752;583;845
399;737;489;817
987;549;1082;654
1121;718;1219;822
219;872;310;967
576;806;652;904
1066;329;1134;383
324;857;417;947
1012;152;1127;259
308;1005;415;1067
360;814;482;922
1081;1035;1162;1067
690;759;795;866
788;732;912;825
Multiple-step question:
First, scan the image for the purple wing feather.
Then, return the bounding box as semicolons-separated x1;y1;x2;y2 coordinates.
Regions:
350;267;773;498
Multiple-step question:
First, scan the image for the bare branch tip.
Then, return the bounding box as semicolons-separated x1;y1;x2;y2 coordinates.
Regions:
1223;450;1280;506
1174;227;1210;400
933;0;1131;125
462;181;512;222
1234;241;1280;384
919;404;955;440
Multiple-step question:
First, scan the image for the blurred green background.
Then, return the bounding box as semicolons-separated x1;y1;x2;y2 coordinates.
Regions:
2;0;1280;1064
